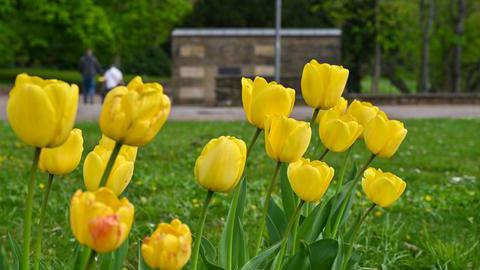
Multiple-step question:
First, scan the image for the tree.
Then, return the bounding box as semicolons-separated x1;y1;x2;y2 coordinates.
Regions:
451;0;466;92
371;0;381;93
340;0;375;93
418;0;435;93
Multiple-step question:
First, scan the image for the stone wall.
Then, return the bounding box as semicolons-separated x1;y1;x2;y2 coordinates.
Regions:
171;29;341;104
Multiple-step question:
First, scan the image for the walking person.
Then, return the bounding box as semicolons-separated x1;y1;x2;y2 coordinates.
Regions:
102;64;124;103
78;48;102;104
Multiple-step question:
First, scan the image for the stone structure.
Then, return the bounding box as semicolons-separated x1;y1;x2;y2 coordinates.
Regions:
171;28;342;105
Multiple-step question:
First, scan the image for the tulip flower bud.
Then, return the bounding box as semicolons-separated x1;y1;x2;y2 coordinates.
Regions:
100;76;171;146
319;110;363;152
242;76;295;129
346;100;380;132
142;219;192;270
70;188;134;253
38;129;84;175
84;135;138;195
194;136;246;193
7;73;79;147
362;168;406;207
315;97;348;123
364;113;407;158
301;60;349;110
264;116;311;163
287;158;334;202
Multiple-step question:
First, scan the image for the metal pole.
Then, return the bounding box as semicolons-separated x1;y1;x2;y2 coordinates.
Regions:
275;0;282;82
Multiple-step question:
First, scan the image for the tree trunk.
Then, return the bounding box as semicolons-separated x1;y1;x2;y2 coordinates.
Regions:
452;0;465;93
371;0;381;94
384;62;411;94
418;0;434;93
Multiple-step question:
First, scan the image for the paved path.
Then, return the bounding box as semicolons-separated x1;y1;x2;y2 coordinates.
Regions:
0;96;479;122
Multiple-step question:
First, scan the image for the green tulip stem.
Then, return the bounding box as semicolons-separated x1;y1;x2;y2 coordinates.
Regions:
319;148;329;161
78;247;92;270
335;149;351;194
274;200;306;270
86;250;97;270
98;141;122;188
356;153;376;180
33;174;54;270
341;203;376;270
191;190;214;270
310;108;320;127
330;153;376;239
254;161;282;255
21;147;41;270
246;128;262;158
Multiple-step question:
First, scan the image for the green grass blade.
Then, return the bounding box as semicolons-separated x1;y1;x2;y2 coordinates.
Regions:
8;232;21;270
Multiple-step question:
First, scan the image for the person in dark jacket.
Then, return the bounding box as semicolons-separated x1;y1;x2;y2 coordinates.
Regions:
78;48;102;104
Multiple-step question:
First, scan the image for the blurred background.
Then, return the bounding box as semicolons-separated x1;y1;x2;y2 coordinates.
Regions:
0;0;479;104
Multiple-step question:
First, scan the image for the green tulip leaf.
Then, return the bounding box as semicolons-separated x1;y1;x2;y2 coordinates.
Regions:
280;163;297;220
112;237;129;270
266;198;288;245
240;242;281;270
201;236;217;263
233;216;249;267
219;177;247;267
297;199;332;244
284;241;311;270
309;239;338;270
324;180;357;237
201;237;225;270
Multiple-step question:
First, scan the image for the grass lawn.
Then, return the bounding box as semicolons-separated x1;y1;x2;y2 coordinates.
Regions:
0;119;479;269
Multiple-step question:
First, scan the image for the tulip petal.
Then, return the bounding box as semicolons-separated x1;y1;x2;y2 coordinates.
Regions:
250;85;295;129
7;83;57;147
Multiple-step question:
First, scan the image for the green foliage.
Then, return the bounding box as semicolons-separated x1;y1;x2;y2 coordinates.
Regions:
0;0;191;76
0;67;167;87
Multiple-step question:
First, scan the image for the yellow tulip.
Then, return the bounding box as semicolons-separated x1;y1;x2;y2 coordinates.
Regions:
301;60;349;110
194;136;246;193
364;113;407;158
242;76;295;129
346;100;380;131
100;76;171;146
287;158;334;202
84;135;138;195
142;219;192;270
315;97;348;123
38;129;84;175
264;116;311;163
319;110;363;152
70;188;134;253
7;73;79;147
362;168;406;207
